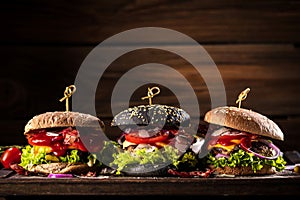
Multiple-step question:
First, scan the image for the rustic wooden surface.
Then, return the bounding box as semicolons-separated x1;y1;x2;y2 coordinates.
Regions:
1;0;300;43
1;44;299;152
0;173;300;197
0;1;300;152
1;2;300;198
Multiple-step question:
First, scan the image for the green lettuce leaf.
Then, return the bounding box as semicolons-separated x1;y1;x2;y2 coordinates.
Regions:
19;145;85;170
206;149;286;173
172;151;199;170
109;144;180;174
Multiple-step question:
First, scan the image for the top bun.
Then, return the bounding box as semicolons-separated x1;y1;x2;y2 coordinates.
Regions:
24;111;104;135
111;104;190;129
204;106;284;141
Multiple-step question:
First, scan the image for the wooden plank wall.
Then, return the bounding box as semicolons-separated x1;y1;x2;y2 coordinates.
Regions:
0;0;300;152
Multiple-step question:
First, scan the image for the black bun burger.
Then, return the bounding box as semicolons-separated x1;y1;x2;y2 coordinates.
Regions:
202;106;287;176
11;111;105;176
108;104;194;176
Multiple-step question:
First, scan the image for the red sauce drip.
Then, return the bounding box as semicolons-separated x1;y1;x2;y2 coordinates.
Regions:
27;127;88;156
217;134;248;146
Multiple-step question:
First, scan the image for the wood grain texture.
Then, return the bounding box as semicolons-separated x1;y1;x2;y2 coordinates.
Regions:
1;44;299;119
0;44;299;151
1;175;300;196
0;1;299;152
0;0;299;44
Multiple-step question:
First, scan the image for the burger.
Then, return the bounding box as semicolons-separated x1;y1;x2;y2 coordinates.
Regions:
104;104;196;176
10;111;105;176
200;106;287;176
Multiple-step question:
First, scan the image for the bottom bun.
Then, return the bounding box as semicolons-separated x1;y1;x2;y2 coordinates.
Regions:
210;165;276;176
121;164;169;177
27;163;100;175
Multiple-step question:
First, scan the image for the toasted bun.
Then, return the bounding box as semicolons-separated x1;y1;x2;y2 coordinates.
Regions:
210;165;276;176
111;104;190;129
27;163;100;175
24;111;104;135
204;106;284;141
120;164;168;177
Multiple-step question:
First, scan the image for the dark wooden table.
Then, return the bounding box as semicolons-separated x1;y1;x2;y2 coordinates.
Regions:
1;171;300;199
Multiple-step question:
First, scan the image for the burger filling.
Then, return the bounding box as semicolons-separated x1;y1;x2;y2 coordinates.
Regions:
205;127;286;173
26;127;88;156
105;127;193;174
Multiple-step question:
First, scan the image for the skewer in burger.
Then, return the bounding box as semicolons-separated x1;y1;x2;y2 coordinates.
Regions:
201;104;287;176
9;85;106;176
105;87;195;176
10;111;105;176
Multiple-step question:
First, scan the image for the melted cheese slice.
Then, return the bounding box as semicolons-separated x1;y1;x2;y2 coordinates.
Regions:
213;139;242;152
33;146;52;155
213;143;236;152
122;140;137;149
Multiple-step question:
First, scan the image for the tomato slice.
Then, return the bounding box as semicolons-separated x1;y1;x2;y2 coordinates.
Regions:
1;147;22;169
124;131;170;144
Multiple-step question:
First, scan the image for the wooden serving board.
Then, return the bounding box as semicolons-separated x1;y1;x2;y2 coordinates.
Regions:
0;171;300;197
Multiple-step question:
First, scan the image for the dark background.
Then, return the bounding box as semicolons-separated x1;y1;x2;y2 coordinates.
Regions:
0;0;300;152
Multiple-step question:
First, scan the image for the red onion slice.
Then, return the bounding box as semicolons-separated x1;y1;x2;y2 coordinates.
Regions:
117;133;126;145
215;153;230;159
240;138;280;160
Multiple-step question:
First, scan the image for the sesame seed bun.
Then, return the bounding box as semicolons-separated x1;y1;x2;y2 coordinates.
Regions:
24;111;105;135
204;106;284;141
110;104;190;129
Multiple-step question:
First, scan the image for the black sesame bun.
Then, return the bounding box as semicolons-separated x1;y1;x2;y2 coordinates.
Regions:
110;104;190;129
109;104;193;177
